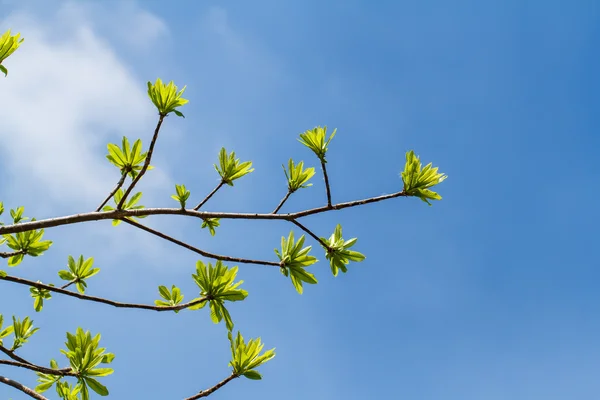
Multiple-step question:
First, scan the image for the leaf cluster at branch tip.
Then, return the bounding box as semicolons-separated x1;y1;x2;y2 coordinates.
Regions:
147;78;188;117
320;224;366;277
106;137;153;179
191;260;248;331
0;29;24;76
275;231;318;294
283;159;315;192
215;147;254;186
401;150;447;205
298;125;337;162
228;331;275;380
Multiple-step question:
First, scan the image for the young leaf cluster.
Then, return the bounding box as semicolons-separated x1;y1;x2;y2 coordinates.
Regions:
283;159;315;192
102;189;147;226
11;316;39;351
147;78;188;117
275;231;318;294
201;218;220;236
228;331;276;380
215;148;254;186
298;126;337;162
191;261;247;331
0;29;24;76
106;137;153;179
30;283;52;312
401;150;447;205
47;328;115;400
171;184;191;208
321;224;366;276
58;255;100;294
155;285;184;312
10;206;28;223
3;226;52;266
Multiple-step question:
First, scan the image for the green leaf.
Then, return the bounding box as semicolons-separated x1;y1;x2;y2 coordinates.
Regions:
106;137;151;179
401;150;447;205
171;184;191;208
85;376;109;396
0;270;6;277
243;370;262;380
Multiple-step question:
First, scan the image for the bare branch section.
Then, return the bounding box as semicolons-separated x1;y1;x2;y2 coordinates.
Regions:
0;191;408;235
96;170;128;212
272;190;292;214
0;275;208;312
0;359;74;376
184;374;238;400
0;375;48;400
320;161;332;207
118;114;165;209
290;219;330;250
122;219;280;266
0;250;25;259
194;181;224;211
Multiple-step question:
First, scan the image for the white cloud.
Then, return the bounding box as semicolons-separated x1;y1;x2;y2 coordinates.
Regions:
0;2;180;266
0;2;168;210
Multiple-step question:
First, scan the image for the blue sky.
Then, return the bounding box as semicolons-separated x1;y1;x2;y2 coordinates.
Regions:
1;0;599;399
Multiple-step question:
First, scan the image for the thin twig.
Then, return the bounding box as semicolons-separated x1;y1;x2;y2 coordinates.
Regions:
0;359;74;376
184;373;238;400
0;344;31;365
0;275;209;311
0;191;409;235
290;219;330;250
118;114;165;209
0;250;25;259
194;181;224;211
121;218;279;266
60;280;76;290
96;170;128;211
272;190;292;214
0;375;49;400
321;160;332;207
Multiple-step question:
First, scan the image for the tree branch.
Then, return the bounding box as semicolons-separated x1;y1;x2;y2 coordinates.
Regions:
0;359;74;376
96;170;128;212
321;160;332;207
121;218;279;266
193;180;224;211
272;190;292;214
289;219;330;250
0;250;26;259
118;114;165;209
184;373;238;400
0;191;408;235
0;375;49;400
0;275;209;311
